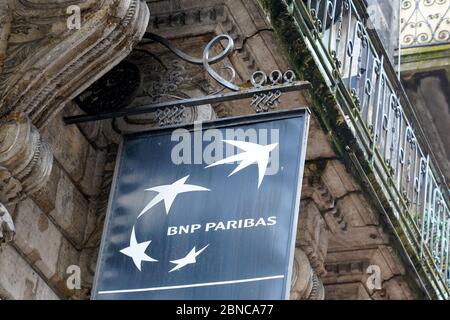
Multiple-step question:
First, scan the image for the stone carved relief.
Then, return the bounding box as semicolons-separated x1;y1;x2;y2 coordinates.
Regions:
0;0;150;128
145;60;186;104
0;0;149;248
302;164;349;232
289;162;335;300
0;112;52;205
0;112;52;245
291;249;325;300
290;191;329;300
297;200;329;277
0;202;15;245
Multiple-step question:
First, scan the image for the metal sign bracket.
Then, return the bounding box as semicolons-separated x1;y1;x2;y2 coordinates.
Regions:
64;33;312;126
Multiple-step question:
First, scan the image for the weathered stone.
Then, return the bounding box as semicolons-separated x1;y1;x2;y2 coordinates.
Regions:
325;283;371;300
13;199;62;279
0;202;15;244
77;142;106;197
51;169;89;245
52;237;82;298
335;193;379;227
306;117;336;160
13;198;79;282
41;114;90;183
31;162;61;214
408;74;450;182
31;161;90;245
372;276;414;300
327;226;387;252
0;245;59;300
290;248;325;300
0;0;150;128
0;113;53;205
0;0;151;301
297;200;328;277
321;160;360;198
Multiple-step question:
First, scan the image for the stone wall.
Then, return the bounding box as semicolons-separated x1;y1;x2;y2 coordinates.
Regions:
0;103;115;299
366;0;401;61
402;69;450;183
0;0;149;299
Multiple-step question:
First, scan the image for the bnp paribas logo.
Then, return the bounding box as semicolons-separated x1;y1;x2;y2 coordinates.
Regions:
119;123;280;273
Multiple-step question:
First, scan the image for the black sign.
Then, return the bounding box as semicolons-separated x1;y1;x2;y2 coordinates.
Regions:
92;108;310;300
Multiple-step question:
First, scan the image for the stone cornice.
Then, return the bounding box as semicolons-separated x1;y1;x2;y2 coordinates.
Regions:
0;112;52;205
0;0;150;128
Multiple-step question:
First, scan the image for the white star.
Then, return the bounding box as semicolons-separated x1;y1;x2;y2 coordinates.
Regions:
206;140;278;188
169;244;209;273
120;227;157;271
137;175;210;219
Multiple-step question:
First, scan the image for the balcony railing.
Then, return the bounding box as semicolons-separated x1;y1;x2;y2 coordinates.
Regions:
400;0;450;48
287;0;450;298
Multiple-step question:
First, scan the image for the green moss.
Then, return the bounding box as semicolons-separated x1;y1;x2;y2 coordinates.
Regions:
259;0;357;158
401;44;450;61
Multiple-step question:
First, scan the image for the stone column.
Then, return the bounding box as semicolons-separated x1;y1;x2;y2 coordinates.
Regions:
0;112;53;244
0;202;14;244
0;0;150;244
290;200;328;300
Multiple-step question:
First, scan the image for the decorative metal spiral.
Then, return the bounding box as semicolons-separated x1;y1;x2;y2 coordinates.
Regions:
249;70;296;113
144;32;241;91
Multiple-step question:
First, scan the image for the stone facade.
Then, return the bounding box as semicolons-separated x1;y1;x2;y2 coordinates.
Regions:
0;0;443;300
0;0;149;300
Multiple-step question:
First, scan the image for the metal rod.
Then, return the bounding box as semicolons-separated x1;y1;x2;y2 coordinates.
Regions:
64;81;312;125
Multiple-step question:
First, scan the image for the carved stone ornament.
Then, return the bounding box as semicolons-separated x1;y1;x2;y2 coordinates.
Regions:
0;202;14;245
0;112;52;205
291;249;325;300
0;0;150;128
0;0;149;245
297;200;329;277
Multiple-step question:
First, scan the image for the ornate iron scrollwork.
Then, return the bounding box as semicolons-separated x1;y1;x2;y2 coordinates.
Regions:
155;106;188;127
144;32;241;92
400;0;450;47
145;60;186;104
250;70;296;113
305;0;343;31
65;33;311;125
251;91;282;113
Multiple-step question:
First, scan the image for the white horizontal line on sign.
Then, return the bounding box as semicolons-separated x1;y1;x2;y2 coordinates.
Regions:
98;275;285;295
